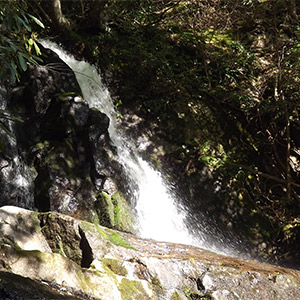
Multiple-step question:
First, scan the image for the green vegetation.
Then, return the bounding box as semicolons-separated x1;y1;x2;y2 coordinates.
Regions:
151;276;165;297
183;286;210;300
102;258;128;277
118;278;152;300
79;221;136;250
0;0;44;82
170;291;183;300
104;228;137;250
95;191;134;232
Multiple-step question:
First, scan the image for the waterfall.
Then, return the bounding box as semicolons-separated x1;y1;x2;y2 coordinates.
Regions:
0;86;35;209
40;40;244;256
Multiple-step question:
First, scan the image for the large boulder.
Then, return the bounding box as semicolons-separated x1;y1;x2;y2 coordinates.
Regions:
0;206;299;300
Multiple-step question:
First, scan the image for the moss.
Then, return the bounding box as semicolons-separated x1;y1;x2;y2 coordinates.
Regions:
111;191;134;232
150;154;162;170
102;258;128;276
79;221;136;250
85;210;100;225
15;211;41;234
57;238;66;256
13;244;47;263
95;192;115;228
104;228;137;250
183;287;209;300
39;213;82;265
65;155;75;168
56;91;77;101
170;291;183;300
31;212;43;230
76;269;98;293
151;276;165;297
119;278;152;300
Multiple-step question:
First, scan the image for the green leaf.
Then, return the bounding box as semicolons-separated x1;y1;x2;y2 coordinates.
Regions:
18;53;27;71
16;16;31;32
0;121;15;139
27;13;45;28
28;38;34;46
31;55;43;63
9;61;18;82
33;41;41;55
0;111;24;123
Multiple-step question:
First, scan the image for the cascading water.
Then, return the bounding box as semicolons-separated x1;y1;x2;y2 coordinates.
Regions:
0;86;34;209
40;40;244;256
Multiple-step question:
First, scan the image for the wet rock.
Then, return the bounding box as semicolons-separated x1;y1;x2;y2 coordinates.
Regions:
1;47;133;229
0;206;299;300
94;191;134;232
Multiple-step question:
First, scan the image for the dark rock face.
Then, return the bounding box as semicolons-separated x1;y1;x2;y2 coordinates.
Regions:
0;46;129;227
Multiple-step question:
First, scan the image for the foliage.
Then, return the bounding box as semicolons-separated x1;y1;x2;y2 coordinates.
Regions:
0;0;44;83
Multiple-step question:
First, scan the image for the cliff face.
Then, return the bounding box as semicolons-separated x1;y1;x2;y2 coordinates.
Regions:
0;205;299;300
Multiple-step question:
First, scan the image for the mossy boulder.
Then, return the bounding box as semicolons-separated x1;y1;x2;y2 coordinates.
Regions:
95;191;134;232
95;192;115;228
39;212;82;265
1;206;300;300
111;191;134;232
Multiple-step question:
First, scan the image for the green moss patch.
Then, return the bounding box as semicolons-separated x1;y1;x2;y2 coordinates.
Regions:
102;258;128;276
170;291;183;300
111;191;134;232
104;228;137;250
95;191;134;233
119;278;152;300
79;221;136;250
151;276;165;297
95;192;115;228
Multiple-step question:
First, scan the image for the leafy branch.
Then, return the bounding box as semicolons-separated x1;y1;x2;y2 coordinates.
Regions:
0;0;44;82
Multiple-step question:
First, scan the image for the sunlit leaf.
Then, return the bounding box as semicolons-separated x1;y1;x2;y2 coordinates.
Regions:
28;38;34;46
28;13;45;28
33;41;41;55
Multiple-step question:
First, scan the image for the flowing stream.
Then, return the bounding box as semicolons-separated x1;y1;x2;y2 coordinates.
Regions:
41;40;243;256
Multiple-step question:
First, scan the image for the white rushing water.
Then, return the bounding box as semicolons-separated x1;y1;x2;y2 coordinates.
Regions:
40;40;245;256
